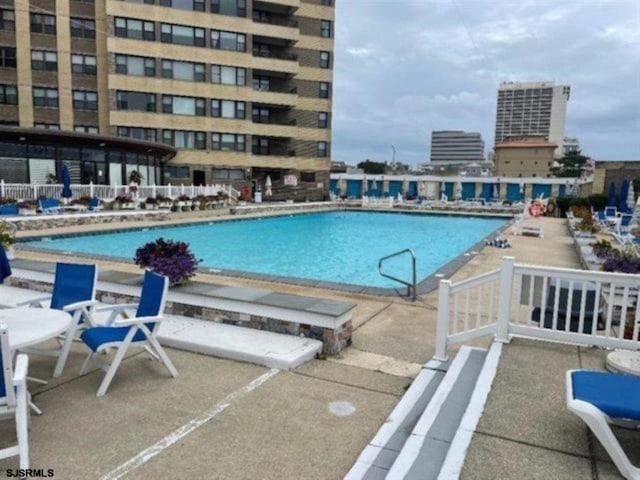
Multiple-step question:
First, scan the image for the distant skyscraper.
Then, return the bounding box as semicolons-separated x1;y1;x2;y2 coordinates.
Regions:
494;81;570;157
429;130;485;164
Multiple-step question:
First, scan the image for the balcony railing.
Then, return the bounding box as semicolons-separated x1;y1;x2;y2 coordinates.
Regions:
252;116;296;126
252;84;297;94
252;49;298;61
252;13;298;28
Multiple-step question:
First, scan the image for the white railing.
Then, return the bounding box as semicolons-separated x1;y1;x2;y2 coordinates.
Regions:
0;181;238;202
435;256;640;360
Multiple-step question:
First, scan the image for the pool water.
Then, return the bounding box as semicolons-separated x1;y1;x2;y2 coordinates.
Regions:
23;212;506;288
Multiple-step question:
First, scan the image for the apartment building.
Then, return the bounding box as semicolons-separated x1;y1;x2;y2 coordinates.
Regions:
0;0;334;200
494;81;570;157
493;136;557;178
429;130;485;165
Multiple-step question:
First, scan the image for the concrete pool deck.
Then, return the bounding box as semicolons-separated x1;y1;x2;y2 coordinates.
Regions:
1;213;621;479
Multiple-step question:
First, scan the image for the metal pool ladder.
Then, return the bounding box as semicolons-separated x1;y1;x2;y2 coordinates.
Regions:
378;249;417;301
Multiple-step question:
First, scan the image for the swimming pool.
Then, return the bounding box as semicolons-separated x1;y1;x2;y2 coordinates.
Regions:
22;212;507;289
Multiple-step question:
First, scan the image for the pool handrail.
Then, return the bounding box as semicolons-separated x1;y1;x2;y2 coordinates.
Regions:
378;248;417;301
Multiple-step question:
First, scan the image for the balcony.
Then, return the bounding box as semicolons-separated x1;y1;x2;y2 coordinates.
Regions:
252;137;294;156
253;10;298;28
252;47;297;62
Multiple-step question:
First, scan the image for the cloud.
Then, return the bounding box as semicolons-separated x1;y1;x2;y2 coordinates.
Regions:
331;0;640;165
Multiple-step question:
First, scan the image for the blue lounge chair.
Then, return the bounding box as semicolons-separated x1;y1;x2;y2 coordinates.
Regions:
88;197;102;212
613;214;635;245
567;370;640;479
0;325;29;470
18;263;98;377
596;210;607;227
38;198;61;214
80;271;178;396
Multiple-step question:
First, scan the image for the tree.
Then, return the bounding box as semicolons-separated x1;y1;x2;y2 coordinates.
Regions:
550;150;589;178
357;160;386;174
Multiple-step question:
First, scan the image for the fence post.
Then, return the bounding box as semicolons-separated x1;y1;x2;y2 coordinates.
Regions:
33;184;37;199
496;256;516;343
168;183;172;198
1;180;4;198
434;279;452;361
89;181;94;198
152;184;157;198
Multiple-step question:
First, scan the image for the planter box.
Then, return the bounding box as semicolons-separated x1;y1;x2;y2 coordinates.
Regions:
18;208;37;216
158;202;173;209
120;203;136;210
145;204;158;210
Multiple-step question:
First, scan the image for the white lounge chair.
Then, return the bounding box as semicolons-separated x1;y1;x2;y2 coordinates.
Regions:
566;370;640;480
0;325;29;470
512;201;545;237
612;214;635;245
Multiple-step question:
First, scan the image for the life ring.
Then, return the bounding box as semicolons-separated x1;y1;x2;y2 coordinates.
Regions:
546;198;557;215
528;199;546;218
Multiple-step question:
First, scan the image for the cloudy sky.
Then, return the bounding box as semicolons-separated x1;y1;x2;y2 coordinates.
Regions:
331;0;640;166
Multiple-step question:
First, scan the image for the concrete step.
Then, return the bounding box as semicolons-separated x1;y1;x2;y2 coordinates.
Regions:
386;345;499;480
344;358;450;479
157;316;323;370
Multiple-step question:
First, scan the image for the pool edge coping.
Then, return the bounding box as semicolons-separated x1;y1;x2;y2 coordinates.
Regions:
15;209;514;298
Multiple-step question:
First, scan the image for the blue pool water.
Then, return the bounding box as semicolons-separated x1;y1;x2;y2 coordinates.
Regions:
23;212;506;288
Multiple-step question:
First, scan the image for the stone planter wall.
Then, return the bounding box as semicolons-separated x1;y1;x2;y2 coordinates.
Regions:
9;211;170;231
231;201;339;216
9;277;352;354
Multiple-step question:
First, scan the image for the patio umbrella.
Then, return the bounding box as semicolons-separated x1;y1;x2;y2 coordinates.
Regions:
371;178;378;192
265;175;272;197
61;164;72;201
619;179;629;212
440;182;446;201
493;184;499;199
0;244;11;284
607;182;617;207
426;181;436;198
519;179;524;194
633;195;640;226
454;180;462;200
627;182;635;213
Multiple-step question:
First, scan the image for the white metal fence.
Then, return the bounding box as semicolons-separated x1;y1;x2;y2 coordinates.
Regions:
435;256;640;360
0;181;240;202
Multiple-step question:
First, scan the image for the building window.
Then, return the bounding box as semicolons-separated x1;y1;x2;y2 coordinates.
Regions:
211;30;245;52
319;82;329;98
165;165;190;178
117;126;157;142
210;0;246;17
0;47;16;68
32;87;57;107
115;55;155;77
321;0;332;5
160;0;205;12
212;168;245;180
211;65;246;85
252;137;270;155
74;125;99;134
211;133;245;151
211;99;245;119
0;9;15;31
318;112;328;128
115;17;155;40
162;130;206;149
71;54;97;75
300;172;315;182
320;51;330;69
161;60;205;82
162;95;206;116
0;84;17;105
31;50;57;71
70;17;95;38
72;90;98;110
30;13;56;35
116;91;156;112
161;23;205;46
320;20;331;38
34;123;60;130
252;76;270;91
252;107;270;123
317;141;327;157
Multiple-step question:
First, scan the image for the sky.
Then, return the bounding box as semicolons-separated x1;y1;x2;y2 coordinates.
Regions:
330;0;640;166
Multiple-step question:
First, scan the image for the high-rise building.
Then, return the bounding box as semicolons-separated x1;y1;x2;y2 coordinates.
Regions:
494;81;570;157
562;137;580;155
429;130;485;165
0;0;335;200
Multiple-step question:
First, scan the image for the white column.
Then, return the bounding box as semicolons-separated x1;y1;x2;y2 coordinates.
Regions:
89;181;94;198
434;279;452;361
496;256;516;343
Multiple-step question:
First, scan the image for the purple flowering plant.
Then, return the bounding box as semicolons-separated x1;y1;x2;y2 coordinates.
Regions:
134;237;201;285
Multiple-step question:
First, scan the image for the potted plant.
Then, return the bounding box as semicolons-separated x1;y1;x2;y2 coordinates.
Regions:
17;200;37;216
0;198;18;216
156;194;173;209
601;247;640;274
134;237;201;286
128;170;143;195
591;239;614;258
176;194;191;211
144;197;158;210
0;222;15;259
45;173;57;185
115;195;135;210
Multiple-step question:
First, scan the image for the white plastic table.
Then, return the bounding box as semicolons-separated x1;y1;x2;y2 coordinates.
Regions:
0;307;72;350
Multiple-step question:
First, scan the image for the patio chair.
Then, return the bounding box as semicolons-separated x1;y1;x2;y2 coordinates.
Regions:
88;197;102;212
595;210;608;228
79;271;178;396
0;325;29;470
612;214;634;245
38;198;61;214
18;263;98;377
566;370;640;480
